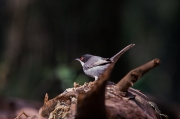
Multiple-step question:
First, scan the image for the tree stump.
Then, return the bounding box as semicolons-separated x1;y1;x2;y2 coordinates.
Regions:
20;59;168;119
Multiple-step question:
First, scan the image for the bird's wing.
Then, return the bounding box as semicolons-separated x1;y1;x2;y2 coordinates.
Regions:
84;57;112;69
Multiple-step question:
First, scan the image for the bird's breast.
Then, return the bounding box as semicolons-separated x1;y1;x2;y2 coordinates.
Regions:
83;64;109;78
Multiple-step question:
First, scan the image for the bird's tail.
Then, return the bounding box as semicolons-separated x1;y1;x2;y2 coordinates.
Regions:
110;44;135;62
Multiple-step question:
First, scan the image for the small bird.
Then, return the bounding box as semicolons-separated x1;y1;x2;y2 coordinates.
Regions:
75;44;135;80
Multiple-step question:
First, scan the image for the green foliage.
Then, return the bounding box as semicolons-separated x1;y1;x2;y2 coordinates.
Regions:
56;64;76;89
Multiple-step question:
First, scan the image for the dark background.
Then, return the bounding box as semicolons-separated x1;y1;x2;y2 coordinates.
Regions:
0;0;179;118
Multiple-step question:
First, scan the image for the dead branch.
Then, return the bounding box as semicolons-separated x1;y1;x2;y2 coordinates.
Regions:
116;58;160;92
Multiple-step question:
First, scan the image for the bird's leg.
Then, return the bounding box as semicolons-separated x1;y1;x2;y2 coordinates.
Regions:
94;76;98;81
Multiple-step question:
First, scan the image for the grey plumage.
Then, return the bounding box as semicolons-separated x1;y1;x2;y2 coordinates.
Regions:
75;44;135;80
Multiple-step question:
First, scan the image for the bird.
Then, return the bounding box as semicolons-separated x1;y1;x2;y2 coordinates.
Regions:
75;44;135;80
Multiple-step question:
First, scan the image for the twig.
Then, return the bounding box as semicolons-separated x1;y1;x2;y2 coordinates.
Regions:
14;111;29;119
44;93;48;105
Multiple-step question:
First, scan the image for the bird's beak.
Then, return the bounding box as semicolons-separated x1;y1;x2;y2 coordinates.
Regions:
75;58;84;66
75;58;79;61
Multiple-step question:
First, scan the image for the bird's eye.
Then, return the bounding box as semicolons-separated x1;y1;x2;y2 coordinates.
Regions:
80;57;84;61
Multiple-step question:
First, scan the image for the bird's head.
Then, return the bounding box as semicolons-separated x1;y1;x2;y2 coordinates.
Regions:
75;54;92;66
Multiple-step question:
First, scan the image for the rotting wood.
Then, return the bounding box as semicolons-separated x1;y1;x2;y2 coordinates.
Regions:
30;59;168;119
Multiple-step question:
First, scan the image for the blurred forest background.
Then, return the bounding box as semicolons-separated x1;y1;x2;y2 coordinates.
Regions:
0;0;180;118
